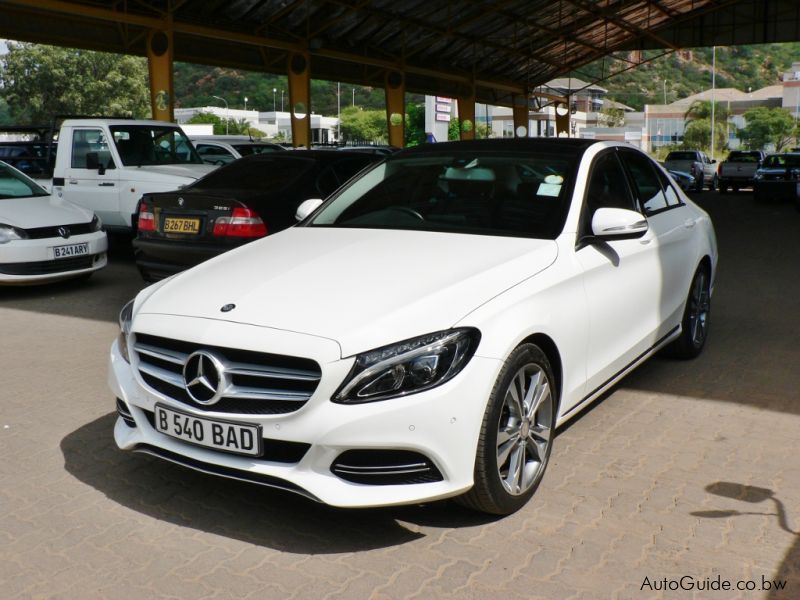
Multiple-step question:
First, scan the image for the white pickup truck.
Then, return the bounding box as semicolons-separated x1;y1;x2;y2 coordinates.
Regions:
42;119;216;232
663;150;718;192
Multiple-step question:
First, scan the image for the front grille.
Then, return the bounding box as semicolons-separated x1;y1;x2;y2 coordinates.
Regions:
141;409;310;463
133;333;321;415
132;444;320;502
0;255;96;275
331;450;444;485
24;222;95;239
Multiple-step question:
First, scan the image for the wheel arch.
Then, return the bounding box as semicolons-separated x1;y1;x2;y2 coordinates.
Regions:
518;333;563;413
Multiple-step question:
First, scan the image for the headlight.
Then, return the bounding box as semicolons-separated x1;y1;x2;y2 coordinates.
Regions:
91;214;102;232
333;328;480;404
117;299;134;363
0;223;28;244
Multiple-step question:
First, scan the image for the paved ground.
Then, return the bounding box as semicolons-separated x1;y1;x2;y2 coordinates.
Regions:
1;192;799;599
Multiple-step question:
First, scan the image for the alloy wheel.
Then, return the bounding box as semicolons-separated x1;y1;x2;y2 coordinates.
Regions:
496;365;553;496
689;270;710;347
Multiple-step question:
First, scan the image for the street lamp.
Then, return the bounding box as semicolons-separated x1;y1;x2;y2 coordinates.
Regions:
663;79;667;105
281;89;285;112
273;88;277;113
212;95;229;135
244;96;248;111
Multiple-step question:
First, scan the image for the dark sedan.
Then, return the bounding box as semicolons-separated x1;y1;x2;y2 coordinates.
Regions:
753;153;800;208
133;151;381;281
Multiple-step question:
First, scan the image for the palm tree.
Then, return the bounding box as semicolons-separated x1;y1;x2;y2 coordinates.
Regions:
684;100;730;124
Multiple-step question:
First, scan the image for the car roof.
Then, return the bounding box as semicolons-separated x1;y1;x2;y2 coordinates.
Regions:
191;136;279;144
395;138;596;157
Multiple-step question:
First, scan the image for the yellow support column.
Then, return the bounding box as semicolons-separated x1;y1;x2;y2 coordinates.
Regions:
288;52;311;148
512;93;528;138
456;93;476;141
147;29;174;122
384;70;405;148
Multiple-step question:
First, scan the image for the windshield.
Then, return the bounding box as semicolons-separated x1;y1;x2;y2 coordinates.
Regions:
190;156;315;192
762;154;800;168
233;144;283;156
110;125;203;166
0;161;50;199
308;151;576;239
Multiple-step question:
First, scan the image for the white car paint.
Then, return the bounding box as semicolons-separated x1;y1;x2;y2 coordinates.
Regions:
109;140;718;510
0;162;107;284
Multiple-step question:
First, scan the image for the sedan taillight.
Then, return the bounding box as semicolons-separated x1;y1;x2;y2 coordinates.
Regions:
137;201;155;232
213;207;267;238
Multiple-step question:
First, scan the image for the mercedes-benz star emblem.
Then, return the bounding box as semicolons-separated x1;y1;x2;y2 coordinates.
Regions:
183;351;227;405
57;226;70;239
177;197;185;207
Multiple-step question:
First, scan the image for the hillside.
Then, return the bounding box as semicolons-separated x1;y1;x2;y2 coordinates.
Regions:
171;42;800;115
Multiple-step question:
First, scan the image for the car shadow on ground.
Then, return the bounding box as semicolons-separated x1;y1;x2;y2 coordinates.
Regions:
61;412;502;553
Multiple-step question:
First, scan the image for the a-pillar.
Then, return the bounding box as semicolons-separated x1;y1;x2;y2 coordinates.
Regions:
512;93;529;138
147;28;174;122
456;92;476;141
288;52;311;148
385;70;405;148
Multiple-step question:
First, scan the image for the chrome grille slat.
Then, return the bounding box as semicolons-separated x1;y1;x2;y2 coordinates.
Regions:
138;361;185;388
134;342;188;365
224;386;311;402
226;363;320;382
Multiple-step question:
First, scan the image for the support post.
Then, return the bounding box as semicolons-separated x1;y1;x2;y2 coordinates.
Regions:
147;28;174;122
287;52;311;148
512;93;528;138
456;93;476;141
384;70;405;148
555;99;570;137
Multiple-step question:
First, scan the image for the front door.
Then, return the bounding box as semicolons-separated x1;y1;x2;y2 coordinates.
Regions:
61;128;120;226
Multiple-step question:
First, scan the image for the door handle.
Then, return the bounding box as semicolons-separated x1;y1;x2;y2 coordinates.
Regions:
684;219;696;228
98;182;115;187
68;179;78;185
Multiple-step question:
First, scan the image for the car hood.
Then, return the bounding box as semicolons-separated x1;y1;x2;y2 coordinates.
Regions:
123;164;216;182
137;227;558;357
0;195;94;228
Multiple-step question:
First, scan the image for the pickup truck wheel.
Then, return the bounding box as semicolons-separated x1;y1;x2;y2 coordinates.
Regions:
719;181;729;194
732;184;740;193
695;178;704;193
709;175;718;191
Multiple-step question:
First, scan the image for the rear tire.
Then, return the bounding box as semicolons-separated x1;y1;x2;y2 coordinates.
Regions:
664;264;711;359
457;344;556;515
709;175;718;191
719;182;729;194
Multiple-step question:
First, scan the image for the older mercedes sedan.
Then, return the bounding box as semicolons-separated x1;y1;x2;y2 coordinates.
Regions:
110;139;717;515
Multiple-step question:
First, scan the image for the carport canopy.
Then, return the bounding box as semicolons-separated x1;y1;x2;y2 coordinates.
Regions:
2;0;800;145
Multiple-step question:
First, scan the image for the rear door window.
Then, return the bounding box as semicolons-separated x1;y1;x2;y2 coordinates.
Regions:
620;150;669;214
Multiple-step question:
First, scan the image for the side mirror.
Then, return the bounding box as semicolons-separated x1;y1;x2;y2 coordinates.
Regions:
86;151;105;174
295;198;323;222
711;159;717;164
591;207;648;241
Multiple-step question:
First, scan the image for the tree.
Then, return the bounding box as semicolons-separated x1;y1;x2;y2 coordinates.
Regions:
682;118;727;152
599;106;625;127
738;106;796;151
684;100;730;125
0;42;149;123
405;102;427;146
339;106;387;143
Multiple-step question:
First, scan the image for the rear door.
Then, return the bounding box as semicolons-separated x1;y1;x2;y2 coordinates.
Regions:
60;127;120;225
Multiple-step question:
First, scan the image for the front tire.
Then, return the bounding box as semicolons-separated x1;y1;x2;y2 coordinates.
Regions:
457;344;556;515
665;264;711;359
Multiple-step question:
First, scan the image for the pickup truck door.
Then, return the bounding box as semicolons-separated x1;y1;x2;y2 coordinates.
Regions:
60;127;121;226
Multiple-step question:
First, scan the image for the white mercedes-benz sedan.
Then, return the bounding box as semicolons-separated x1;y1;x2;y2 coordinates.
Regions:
110;140;717;515
0;161;107;285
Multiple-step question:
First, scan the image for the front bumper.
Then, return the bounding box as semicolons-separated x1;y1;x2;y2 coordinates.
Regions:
109;322;502;508
0;232;108;283
754;180;800;201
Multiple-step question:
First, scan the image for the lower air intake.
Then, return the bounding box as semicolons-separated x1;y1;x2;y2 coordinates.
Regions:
331;450;444;485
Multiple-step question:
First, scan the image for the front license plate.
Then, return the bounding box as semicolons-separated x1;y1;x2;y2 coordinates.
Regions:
154;404;262;457
52;242;89;259
163;217;200;234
